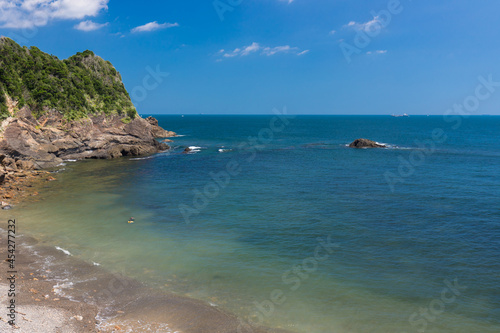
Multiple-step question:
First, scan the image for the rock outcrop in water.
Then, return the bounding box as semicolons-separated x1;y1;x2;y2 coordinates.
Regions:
349;138;386;148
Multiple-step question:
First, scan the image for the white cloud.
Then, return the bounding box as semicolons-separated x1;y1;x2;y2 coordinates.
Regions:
329;30;336;35
74;20;108;31
241;42;261;56
131;21;178;33
262;45;297;56
0;0;109;28
279;0;294;3
219;42;306;59
366;50;387;55
344;16;382;32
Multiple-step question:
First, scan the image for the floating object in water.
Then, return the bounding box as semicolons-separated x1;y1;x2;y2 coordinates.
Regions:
128;217;135;224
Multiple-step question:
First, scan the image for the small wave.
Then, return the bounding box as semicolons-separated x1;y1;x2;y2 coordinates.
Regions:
186;146;203;153
218;148;232;153
130;156;155;161
64;159;77;162
55;246;72;256
57;162;67;167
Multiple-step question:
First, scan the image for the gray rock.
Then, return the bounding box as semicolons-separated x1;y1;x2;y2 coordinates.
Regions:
0;111;176;169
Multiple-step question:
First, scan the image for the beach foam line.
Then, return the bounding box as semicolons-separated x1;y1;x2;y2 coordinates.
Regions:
55;246;72;256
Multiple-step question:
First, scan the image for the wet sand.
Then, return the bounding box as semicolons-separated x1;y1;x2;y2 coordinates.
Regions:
0;220;294;333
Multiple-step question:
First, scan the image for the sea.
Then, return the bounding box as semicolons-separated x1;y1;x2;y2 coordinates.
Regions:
2;115;499;332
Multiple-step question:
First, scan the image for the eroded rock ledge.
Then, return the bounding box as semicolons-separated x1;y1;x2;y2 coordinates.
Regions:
0;109;176;169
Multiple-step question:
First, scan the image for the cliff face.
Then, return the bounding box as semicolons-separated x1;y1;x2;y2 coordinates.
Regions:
0;38;176;170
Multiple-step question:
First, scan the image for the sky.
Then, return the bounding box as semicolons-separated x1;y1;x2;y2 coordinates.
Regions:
1;0;500;115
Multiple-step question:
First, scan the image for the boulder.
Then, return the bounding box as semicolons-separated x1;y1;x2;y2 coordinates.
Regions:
146;116;177;138
15;160;35;170
349;138;386;148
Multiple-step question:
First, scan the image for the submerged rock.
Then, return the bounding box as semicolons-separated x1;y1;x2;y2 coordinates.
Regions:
349;138;386;148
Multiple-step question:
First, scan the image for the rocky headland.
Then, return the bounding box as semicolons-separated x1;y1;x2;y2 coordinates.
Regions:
0;37;177;205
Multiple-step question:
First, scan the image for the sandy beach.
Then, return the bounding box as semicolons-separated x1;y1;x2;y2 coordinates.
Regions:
0;216;291;333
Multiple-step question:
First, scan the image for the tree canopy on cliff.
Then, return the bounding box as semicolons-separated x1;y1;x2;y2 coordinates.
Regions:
0;37;137;121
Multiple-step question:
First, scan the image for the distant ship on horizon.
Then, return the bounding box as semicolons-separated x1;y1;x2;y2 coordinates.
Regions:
391;113;409;117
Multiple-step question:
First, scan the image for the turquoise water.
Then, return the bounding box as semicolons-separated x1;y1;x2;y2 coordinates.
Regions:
7;115;500;332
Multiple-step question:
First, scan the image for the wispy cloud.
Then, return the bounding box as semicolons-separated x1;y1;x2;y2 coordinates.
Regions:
344;16;382;32
74;20;108;32
219;42;308;59
131;21;179;33
0;0;109;28
366;50;387;55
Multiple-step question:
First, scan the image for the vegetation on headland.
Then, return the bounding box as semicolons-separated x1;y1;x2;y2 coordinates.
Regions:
0;37;137;121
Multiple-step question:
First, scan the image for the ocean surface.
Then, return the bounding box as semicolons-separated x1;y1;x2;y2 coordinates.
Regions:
3;115;500;332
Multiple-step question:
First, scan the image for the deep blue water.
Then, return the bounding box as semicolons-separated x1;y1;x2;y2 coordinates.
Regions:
11;115;500;332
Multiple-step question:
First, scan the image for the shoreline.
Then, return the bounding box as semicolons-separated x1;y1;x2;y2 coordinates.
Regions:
0;181;293;333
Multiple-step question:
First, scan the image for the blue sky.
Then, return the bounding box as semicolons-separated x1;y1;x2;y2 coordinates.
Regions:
1;0;500;115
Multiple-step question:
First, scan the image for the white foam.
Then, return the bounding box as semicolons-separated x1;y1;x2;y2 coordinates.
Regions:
185;146;203;153
93;262;101;266
57;163;67;167
55;246;72;256
64;159;77;162
130;156;155;161
53;280;74;298
218;148;232;153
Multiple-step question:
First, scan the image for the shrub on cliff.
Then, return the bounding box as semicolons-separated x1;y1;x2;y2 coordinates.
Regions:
0;37;137;121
